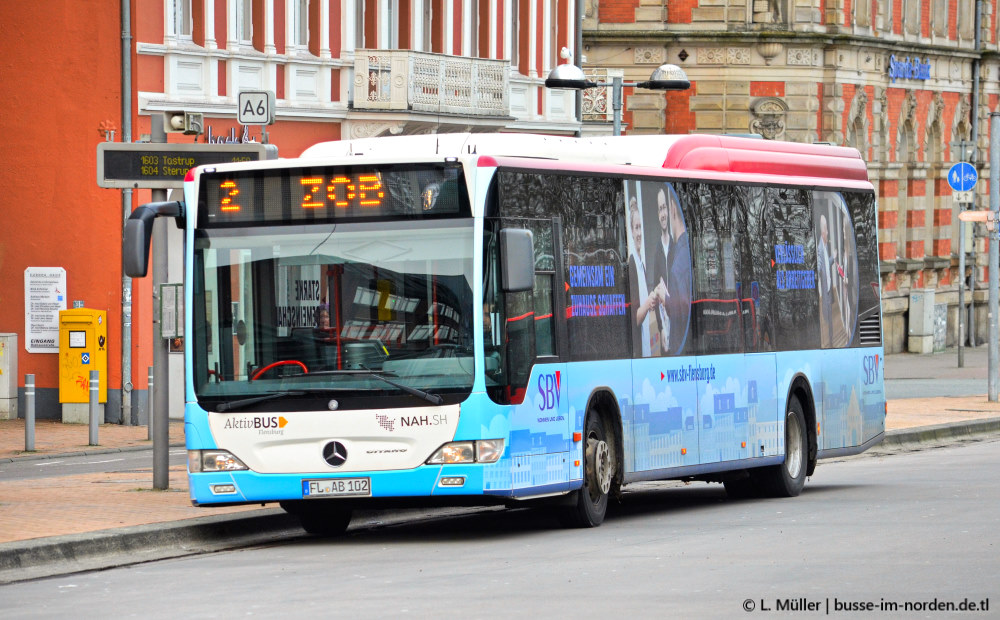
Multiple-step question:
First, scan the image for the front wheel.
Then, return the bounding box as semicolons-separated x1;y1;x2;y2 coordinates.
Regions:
559;413;613;528
758;396;808;497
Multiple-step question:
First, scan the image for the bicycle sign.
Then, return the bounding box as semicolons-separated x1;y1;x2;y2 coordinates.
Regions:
948;162;977;192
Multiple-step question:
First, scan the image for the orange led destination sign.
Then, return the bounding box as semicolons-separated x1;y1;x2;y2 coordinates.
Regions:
198;162;467;227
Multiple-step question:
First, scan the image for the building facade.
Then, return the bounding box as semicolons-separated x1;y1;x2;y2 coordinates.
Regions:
583;0;999;353
2;0;580;422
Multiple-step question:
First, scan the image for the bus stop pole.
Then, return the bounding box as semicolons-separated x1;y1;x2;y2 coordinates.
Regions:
151;115;170;489
958;141;968;368
988;113;999;402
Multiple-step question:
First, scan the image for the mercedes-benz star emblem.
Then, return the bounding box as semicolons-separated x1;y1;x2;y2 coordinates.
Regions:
323;441;348;467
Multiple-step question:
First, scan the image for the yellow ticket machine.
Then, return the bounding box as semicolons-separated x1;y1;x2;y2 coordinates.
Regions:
59;308;107;423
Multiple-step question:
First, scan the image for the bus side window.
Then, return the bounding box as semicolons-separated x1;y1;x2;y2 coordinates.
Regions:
743;186;776;353
769;188;820;351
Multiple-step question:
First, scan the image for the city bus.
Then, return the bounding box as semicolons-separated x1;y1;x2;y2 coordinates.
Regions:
124;133;885;534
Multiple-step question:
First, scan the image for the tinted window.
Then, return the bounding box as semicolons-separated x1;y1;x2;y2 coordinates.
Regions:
770;188;820;351
845;191;881;346
680;183;745;356
741;185;776;352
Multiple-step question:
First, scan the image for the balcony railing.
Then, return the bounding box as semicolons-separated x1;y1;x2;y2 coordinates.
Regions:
353;50;509;117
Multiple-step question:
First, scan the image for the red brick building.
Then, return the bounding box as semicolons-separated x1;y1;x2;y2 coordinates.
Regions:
583;0;998;353
1;0;581;422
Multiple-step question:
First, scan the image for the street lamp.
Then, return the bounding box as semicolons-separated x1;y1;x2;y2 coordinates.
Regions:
545;62;691;136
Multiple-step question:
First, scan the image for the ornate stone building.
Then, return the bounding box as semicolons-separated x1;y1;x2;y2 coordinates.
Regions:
583;0;999;353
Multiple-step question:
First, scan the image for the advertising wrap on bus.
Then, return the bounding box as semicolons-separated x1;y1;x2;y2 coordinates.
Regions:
124;133;885;535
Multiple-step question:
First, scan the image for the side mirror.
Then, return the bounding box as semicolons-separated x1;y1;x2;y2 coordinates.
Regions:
123;201;184;278
500;228;534;292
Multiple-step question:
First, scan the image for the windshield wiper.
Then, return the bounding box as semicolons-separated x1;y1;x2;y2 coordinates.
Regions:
216;388;343;412
257;368;444;406
359;365;443;406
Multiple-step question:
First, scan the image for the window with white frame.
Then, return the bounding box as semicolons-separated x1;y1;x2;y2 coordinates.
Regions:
237;0;254;45
169;0;192;38
293;0;310;48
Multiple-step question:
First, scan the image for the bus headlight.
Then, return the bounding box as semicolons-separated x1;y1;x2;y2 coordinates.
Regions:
426;439;504;464
476;439;505;463
188;450;248;472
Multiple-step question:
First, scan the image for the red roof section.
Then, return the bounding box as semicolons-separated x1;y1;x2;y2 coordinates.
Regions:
661;135;870;183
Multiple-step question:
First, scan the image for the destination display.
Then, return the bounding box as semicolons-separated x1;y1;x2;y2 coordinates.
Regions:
199;162;468;226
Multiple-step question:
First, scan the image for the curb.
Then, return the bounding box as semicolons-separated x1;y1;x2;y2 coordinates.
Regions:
0;509;299;585
1;442;186;464
879;416;1000;448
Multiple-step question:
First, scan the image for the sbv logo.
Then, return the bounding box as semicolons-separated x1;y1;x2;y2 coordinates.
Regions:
537;371;561;411
863;354;880;385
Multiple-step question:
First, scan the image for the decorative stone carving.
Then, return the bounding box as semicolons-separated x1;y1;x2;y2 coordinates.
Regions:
875;87;889;162
895;90;919;163
924;92;945;162
787;47;816;66
757;42;782;66
699;48;726;65
634;47;664;65
750;97;788;140
847;88;870;156
349;121;406;139
728;48;751;65
752;0;783;23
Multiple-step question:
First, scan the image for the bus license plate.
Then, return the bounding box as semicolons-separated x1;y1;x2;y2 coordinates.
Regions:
303;478;371;498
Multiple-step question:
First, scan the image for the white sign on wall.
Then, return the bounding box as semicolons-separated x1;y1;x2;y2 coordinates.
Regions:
24;267;67;353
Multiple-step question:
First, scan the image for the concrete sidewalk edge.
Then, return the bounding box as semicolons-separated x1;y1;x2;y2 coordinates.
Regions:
878;416;1000;447
2;442;186;464
0;509;300;585
2;418;997;585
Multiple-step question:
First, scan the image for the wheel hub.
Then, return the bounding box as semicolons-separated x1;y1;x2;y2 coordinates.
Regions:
587;437;612;496
785;412;803;479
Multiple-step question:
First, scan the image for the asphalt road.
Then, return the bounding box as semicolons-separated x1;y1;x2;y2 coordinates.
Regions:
2;437;996;618
0;449;187;481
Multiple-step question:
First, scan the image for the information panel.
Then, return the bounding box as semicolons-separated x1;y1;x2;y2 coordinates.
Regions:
24;267;67;353
97;143;274;189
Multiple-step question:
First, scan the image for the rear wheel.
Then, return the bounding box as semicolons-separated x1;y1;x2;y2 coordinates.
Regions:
559;413;613;528
280;500;353;536
757;396;808;497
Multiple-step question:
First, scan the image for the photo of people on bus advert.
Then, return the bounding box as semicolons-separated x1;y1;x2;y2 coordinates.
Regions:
814;191;859;349
624;179;692;358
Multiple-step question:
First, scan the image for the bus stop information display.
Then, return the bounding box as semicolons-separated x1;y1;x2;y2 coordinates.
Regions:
97;143;272;189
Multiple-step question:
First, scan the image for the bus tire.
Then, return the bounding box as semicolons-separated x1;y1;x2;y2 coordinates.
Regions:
758;396;808;498
559;412;613;528
281;500;352;536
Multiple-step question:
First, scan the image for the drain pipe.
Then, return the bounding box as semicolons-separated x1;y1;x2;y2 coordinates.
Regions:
121;0;134;425
967;0;982;352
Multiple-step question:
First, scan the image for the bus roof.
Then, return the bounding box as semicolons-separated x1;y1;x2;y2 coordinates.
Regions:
301;132;870;184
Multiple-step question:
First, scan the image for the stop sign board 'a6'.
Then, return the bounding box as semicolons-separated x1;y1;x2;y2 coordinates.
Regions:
948;162;978;192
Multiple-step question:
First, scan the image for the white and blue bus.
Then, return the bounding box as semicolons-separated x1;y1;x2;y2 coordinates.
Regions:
125;133;885;534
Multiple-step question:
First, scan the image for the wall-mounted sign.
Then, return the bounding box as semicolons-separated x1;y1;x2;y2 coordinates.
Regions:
97;142;275;189
888;55;931;83
24;267;67;353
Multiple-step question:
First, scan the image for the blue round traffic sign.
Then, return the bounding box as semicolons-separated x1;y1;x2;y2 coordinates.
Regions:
948;162;978;192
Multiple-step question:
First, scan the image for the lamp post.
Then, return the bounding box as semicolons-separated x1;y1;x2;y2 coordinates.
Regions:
545;62;691;136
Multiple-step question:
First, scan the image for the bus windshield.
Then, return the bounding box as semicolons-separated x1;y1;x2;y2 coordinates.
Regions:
191;219;475;410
